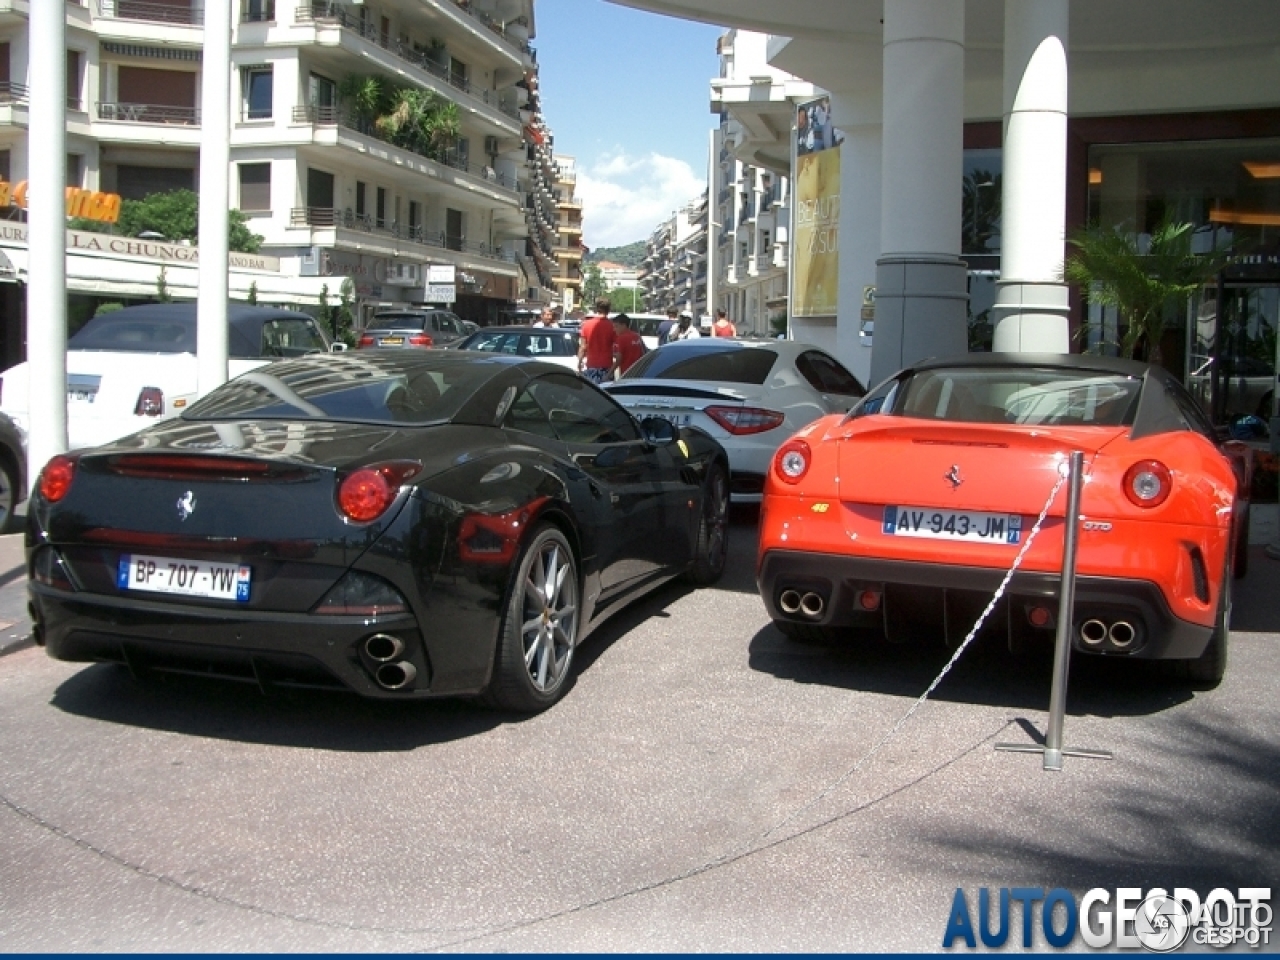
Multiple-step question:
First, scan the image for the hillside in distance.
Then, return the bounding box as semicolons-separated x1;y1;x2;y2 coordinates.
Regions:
585;240;645;269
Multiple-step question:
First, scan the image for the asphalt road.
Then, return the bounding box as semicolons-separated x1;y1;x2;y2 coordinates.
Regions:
1;512;1278;951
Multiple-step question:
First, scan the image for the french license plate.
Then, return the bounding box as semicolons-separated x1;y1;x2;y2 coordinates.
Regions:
381;336;404;345
67;390;97;403
882;506;1022;544
67;374;100;404
117;554;252;602
641;410;691;427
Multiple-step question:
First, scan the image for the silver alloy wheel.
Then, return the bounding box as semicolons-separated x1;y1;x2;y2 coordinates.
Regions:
519;537;577;692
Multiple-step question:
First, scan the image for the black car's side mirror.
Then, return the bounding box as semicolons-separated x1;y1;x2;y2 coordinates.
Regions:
640;416;679;445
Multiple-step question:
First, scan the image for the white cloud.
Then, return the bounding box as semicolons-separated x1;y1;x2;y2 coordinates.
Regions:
576;150;705;250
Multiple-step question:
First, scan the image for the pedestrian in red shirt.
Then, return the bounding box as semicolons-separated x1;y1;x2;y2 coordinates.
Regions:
611;313;647;378
712;308;737;338
577;297;616;384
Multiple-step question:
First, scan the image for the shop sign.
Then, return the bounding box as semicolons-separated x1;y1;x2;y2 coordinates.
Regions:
0;222;281;271
424;283;456;303
0;178;122;223
427;264;455;284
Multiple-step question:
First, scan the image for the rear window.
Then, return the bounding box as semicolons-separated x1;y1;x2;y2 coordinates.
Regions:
622;345;778;384
69;318;195;353
370;313;429;331
895;367;1141;426
261;317;329;358
184;355;498;425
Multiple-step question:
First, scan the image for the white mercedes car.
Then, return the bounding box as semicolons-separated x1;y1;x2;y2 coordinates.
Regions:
603;338;866;500
0;303;340;453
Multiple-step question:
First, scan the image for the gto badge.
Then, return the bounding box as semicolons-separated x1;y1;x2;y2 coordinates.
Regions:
1082;520;1113;532
176;490;196;521
944;465;963;489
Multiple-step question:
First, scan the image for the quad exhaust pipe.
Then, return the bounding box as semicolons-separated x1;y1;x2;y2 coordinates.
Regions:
1079;618;1137;651
778;589;825;620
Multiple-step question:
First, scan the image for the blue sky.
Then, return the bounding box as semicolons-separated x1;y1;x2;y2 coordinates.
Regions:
532;2;723;250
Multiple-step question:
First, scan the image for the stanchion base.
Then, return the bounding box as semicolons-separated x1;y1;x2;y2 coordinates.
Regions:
995;742;1114;771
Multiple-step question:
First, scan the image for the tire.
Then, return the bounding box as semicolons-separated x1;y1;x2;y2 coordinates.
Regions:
1170;570;1230;689
0;455;17;535
480;526;579;713
683;462;729;586
1233;503;1250;580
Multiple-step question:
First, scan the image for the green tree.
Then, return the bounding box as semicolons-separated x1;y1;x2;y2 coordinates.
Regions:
1063;220;1232;366
72;189;263;253
246;281;259;305
608;286;643;313
581;263;606;306
155;266;172;303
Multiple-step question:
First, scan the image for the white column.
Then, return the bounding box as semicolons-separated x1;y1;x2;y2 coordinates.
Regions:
197;0;233;395
992;0;1070;353
873;0;969;385
26;0;67;485
706;127;717;319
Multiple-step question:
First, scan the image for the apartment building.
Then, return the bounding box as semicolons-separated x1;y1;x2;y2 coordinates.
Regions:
548;154;583;310
638;192;706;319
709;29;809;338
0;0;556;364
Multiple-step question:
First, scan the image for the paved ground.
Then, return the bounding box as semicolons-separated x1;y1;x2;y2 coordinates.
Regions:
0;511;1277;951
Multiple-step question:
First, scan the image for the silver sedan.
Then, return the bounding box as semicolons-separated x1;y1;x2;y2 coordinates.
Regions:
604;339;865;500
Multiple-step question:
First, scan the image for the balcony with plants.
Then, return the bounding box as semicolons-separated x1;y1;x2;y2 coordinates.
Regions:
292;76;520;198
294;3;522;131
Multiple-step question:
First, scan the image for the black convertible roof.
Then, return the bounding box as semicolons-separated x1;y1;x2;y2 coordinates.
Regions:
909;351;1153;379
69;302;319;358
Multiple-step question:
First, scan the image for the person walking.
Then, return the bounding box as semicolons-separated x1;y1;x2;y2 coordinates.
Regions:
577;297;616;384
711;308;737;338
611;313;646;378
533;307;559;328
656;306;679;345
673;312;702;340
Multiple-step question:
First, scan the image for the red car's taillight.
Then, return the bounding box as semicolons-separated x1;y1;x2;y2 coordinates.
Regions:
705;405;786;435
408;333;433;347
135;386;164;416
358;335;375;348
773;439;811;485
39;454;78;502
1122;460;1172;508
336;461;422;523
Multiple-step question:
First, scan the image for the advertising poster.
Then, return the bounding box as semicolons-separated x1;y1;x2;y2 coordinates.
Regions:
791;96;844;318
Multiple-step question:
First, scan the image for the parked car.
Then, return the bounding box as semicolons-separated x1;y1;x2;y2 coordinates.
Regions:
758;353;1252;687
0;410;26;533
603;339;865;499
618;312;672;350
357;309;470;349
453;326;581;370
1187;353;1277;419
28;351;730;712
0;303;340;453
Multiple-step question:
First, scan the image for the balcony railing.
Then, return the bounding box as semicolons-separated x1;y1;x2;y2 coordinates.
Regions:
97;0;204;26
0;82;30;105
289;207;517;263
98;101;200;125
291;104;519;191
295;4;520;122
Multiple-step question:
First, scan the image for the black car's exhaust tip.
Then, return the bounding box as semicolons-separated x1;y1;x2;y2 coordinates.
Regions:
364;633;405;662
375;660;417;690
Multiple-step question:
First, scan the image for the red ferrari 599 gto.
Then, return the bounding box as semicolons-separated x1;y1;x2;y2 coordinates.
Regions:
757;354;1251;686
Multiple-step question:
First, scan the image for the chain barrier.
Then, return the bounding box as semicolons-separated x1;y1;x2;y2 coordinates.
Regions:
760;464;1070;841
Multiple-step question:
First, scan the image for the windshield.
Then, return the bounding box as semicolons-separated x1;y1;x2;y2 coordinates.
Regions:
369;313;430;331
893;367;1142;427
622;345;778;384
184;354;498;425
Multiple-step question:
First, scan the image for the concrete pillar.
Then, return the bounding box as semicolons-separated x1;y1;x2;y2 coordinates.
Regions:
26;0;68;484
992;0;1071;353
197;0;233;396
873;0;969;385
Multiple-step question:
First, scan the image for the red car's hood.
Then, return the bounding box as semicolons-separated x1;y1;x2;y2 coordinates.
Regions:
836;419;1129;516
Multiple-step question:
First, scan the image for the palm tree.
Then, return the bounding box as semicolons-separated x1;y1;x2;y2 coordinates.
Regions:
338;74;389;131
1063;220;1233;366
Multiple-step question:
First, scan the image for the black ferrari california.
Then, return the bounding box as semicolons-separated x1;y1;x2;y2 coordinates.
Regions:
27;351;730;711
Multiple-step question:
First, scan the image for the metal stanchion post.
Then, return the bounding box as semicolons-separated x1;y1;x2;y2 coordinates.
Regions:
997;451;1113;770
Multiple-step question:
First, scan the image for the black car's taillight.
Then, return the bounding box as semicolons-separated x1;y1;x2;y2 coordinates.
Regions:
39;454;79;502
